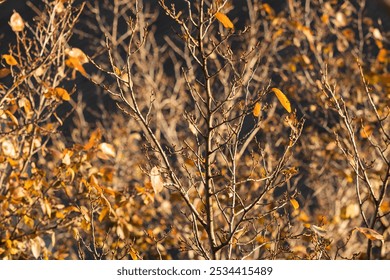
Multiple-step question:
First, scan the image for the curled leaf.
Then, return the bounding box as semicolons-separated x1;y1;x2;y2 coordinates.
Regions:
215;12;234;29
271;87;292;113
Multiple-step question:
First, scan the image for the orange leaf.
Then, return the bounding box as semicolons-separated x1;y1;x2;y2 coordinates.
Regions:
66;57;87;77
215;12;234;29
290;198;299;210
271;87;292;113
253;102;261;117
354;227;384;241
2;54;18;66
55;87;70;101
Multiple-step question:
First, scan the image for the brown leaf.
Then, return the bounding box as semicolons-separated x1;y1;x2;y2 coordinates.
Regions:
354;227;384;241
0;68;11;78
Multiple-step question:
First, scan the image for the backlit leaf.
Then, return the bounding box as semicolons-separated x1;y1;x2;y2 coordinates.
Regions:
253;102;261;117
55;87;70;101
9;12;24;32
215;12;234;29
271;87;291;113
66;57;87;77
2;54;18;66
290;198;299;210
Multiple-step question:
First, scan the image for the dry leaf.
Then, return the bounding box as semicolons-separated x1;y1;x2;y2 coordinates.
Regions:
354;227;384;241
98;143;116;158
253;102;261;117
30;238;41;259
2;54;18;66
215;12;234;29
271;88;292;113
150;166;164;196
9;12;24;32
311;225;327;237
290;198;299;210
0;68;11;78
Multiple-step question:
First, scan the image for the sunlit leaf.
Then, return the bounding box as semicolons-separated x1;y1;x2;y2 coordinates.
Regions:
55;87;70;101
359;124;374;139
290;198;299;210
354;227;384;241
2;54;18;66
98;142;116;158
150;166;164;196
31;238;41;259
253;102;261;117
98;207;110;222
215;12;234;29
9;12;24;32
5;110;19;126
271;88;292;113
66;57;87;77
311;225;327;237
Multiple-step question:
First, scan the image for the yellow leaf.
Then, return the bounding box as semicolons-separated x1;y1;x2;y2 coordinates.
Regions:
354;227;384;241
66;57;87;77
2;54;18;66
55;87;70;101
98;207;110;222
5;110;19;126
271;87;292;113
290;198;299;210
253;102;261;117
215;12;234;29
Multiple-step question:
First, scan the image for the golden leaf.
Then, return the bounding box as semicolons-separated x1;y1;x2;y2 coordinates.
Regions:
359;124;374;139
66;57;87;77
290;198;299;210
2;54;18;66
271;87;292;113
354;227;384;241
253;102;261;117
215;12;234;29
9;12;24;32
55;87;70;101
98;207;110;222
